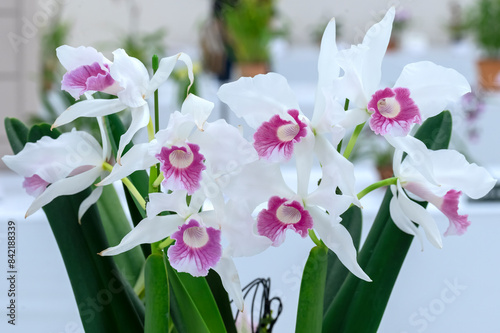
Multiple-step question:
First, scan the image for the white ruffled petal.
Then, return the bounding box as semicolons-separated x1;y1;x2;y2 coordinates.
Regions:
117;104;150;161
394;61;471;119
111;49;150;108
396;181;442;249
146;52;194;97
98;143;156;186
180;94;214;130
26;167;101;217
309;206;371;281
217;73;300;128
56;45;110;71
78;185;104;222
213;253;244;311
53;99;127;129
389;185;424;250
100;214;185;256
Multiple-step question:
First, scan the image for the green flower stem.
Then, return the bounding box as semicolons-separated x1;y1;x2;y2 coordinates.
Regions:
158;237;174;250
102;162;147;210
152;173;165;188
308;229;325;248
357;177;398;200
147;118;155;142
343;121;365;160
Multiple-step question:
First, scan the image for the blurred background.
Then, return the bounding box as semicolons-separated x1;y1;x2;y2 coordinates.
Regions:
1;0;500;332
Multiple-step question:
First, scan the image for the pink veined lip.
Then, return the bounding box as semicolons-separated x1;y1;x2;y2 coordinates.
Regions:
167;219;222;277
253;109;308;161
257;196;313;246
61;62;117;99
155;142;206;195
22;174;49;197
368;87;421;136
441;190;470;236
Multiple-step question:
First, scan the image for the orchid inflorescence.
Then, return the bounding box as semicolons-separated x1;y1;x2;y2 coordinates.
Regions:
2;7;496;315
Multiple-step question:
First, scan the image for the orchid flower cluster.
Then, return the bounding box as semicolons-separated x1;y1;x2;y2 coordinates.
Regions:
2;7;496;324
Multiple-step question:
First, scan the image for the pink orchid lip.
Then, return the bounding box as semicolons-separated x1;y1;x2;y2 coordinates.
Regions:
61;62;118;99
167;219;222;277
253;109;308;161
22;174;49;197
155;142;206;195
257;196;313;246
441;190;470;236
368;87;421;136
405;182;470;236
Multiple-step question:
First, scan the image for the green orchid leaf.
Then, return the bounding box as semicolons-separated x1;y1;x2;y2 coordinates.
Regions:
323;205;362;316
4;117;29;154
296;245;328;333
97;185;145;287
165;254;211;333
25;123;145;332
145;253;170;333
206;270;238;333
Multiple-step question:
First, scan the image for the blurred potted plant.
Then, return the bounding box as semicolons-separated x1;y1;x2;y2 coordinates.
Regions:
222;0;275;77
466;0;500;90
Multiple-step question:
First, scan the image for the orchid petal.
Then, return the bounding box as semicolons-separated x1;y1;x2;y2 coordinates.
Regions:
96;116;111;161
117;104;150;161
312;18;339;124
309;206;371;281
213;253;244;311
389;185;424;250
386;135;438;186
394;61;471;119
147;191;190;218
78;185;104;222
26;167;101;217
180;94;214;130
315;135;361;206
52;98;126;129
2;130;103;183
147;52;194;97
396;181;442;248
56;45;111;71
217;73;300;128
190;119;258;178
111;48;149;108
223;161;293;208
294;132;315;198
100;214;185;256
360;7;395;94
99;143;156;186
222;200;272;257
150;112;196;153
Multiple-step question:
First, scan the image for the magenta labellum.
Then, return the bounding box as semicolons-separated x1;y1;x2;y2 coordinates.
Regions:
61;62;120;99
257;196;313;246
22;174;49;197
253;109;308;161
441;190;470;236
368;87;421;136
156;143;206;195
167;219;222;276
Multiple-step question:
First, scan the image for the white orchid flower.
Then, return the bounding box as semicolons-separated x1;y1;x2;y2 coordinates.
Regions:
2;118;111;220
390;146;496;248
100;188;249;311
223;154;370;282
53;46;193;161
98;94;258;199
331;7;470;137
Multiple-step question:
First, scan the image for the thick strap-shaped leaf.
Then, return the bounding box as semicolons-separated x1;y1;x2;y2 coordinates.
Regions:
206;270;238;333
323;111;452;332
5;117;29;154
97;185;145;286
27;123;145;332
296;245;328;333
165;255;211;333
145;253;170;333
